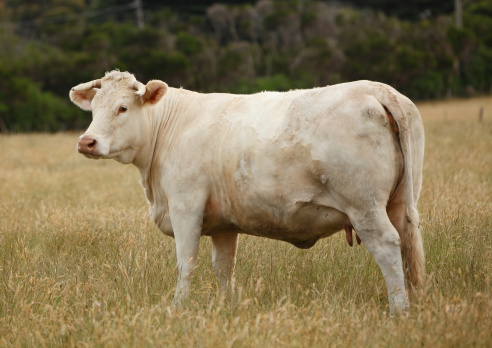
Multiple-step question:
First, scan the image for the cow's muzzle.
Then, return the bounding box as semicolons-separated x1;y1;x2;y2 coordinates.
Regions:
77;135;99;156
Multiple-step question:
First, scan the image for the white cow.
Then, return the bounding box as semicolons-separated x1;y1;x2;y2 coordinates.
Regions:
70;70;425;315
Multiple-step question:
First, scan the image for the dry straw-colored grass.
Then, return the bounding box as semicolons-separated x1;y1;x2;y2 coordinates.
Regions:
0;96;491;347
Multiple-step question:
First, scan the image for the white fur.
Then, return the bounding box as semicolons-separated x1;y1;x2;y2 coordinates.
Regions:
71;72;425;315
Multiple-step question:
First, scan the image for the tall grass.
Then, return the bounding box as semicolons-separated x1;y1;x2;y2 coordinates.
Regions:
0;97;491;347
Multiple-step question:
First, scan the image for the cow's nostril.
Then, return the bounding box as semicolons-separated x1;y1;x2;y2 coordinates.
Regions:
78;136;99;155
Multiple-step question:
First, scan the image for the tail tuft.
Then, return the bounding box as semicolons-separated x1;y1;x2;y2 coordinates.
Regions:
401;207;425;288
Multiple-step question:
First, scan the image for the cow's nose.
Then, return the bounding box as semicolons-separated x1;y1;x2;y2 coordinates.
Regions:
78;135;97;154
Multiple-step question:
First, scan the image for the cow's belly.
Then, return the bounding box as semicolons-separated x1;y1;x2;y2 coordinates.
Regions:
246;203;349;248
203;201;350;248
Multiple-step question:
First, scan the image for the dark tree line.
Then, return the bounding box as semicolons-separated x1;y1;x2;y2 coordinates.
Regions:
0;0;491;132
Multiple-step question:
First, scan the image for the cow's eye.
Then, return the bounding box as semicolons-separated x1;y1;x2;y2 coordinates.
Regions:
118;106;128;114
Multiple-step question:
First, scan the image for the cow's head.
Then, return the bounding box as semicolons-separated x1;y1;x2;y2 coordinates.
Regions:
70;71;168;164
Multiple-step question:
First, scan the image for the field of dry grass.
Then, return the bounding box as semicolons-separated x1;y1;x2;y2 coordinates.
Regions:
0;96;491;347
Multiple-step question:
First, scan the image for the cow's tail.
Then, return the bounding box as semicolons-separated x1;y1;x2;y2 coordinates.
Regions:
373;83;425;289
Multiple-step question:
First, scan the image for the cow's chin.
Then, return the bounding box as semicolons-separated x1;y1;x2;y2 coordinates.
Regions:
81;150;133;164
82;153;103;160
109;149;136;164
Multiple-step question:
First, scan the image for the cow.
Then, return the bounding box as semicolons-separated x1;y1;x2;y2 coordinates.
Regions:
70;70;425;315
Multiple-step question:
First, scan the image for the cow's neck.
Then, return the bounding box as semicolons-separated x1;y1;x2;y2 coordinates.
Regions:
133;88;195;204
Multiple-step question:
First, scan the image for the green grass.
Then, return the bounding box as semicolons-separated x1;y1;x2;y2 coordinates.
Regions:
0;97;491;347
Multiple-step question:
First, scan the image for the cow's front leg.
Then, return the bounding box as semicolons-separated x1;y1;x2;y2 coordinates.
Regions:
211;233;238;293
169;203;203;305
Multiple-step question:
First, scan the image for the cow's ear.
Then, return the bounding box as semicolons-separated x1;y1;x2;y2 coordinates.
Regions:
69;88;97;111
141;80;168;105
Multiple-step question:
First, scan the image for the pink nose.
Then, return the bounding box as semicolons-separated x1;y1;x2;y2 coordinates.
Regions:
78;135;97;155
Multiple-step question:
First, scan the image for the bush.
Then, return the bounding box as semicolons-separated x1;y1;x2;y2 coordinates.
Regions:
0;1;491;132
0;71;86;132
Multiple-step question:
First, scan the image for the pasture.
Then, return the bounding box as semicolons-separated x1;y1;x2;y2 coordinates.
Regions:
0;96;491;347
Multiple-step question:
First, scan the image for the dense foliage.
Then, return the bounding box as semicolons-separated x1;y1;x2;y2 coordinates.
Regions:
0;0;491;131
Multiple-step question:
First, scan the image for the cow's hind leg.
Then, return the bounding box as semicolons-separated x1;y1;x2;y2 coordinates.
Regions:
211;233;238;294
349;207;408;316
